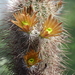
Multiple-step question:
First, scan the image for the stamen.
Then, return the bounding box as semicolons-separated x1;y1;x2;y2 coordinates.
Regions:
22;21;29;25
46;28;53;34
28;58;35;65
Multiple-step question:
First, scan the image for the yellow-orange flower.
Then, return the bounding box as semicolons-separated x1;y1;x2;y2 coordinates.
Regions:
23;50;41;67
11;7;38;33
57;0;65;9
40;15;62;38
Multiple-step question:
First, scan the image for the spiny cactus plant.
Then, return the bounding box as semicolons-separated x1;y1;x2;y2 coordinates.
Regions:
0;0;71;75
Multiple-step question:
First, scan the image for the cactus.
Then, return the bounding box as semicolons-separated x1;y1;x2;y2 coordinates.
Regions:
0;0;71;75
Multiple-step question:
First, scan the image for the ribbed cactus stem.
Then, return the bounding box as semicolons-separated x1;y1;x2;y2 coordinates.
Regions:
0;0;70;75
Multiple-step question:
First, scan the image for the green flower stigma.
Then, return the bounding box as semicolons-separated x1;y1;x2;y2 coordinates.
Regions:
46;28;53;34
22;21;29;25
28;58;35;65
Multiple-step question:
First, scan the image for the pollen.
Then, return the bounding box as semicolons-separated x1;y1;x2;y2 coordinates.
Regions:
22;21;29;26
28;58;35;65
46;28;53;34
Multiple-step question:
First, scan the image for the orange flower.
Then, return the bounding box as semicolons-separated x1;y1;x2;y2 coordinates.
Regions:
57;0;65;9
11;7;38;33
23;50;41;67
40;15;62;38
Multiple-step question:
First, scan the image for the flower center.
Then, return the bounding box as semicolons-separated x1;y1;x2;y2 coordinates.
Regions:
46;28;53;34
28;58;35;65
22;21;29;25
